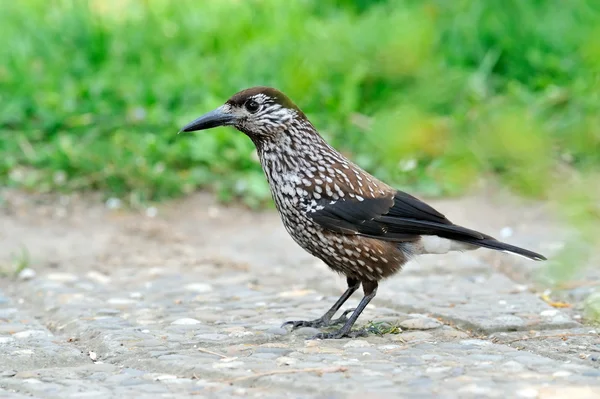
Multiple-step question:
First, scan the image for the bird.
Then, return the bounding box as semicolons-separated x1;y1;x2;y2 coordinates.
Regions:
180;86;547;340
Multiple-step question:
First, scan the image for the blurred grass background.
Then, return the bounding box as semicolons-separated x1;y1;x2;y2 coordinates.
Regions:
0;0;599;287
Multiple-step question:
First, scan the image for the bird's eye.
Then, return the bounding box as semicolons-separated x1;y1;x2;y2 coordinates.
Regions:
244;100;260;113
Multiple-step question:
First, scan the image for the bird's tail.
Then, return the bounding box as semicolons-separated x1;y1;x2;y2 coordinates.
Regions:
461;237;547;261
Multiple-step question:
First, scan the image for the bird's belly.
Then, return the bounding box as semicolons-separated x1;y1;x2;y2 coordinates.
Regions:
279;210;407;281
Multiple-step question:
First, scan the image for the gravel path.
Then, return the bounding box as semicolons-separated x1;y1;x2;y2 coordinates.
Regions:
0;190;599;398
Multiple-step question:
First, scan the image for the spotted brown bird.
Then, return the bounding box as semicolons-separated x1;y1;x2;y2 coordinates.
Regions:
180;87;546;339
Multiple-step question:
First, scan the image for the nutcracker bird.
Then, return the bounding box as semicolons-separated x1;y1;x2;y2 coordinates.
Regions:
180;87;546;340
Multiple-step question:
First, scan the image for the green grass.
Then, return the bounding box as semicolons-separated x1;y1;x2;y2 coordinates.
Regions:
0;0;599;276
1;0;599;206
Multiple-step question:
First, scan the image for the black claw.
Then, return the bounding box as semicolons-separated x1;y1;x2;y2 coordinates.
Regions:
281;318;326;330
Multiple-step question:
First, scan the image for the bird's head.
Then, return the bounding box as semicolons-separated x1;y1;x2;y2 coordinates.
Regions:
180;87;308;141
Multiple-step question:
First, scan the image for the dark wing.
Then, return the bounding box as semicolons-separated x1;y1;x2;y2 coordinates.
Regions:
308;190;486;242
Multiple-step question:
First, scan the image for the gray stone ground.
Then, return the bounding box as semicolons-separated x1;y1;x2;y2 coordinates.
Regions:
1;189;599;398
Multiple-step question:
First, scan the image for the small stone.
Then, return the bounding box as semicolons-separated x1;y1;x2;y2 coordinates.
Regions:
18;268;36;281
0;370;17;377
540;309;559;317
184;283;213;293
87;271;111;284
399;318;441;330
146;207;158;218
130;292;143;299
459;339;492;347
343;340;371;348
13;330;48;339
228;330;254;338
378;344;402;351
553;370;572;377
171;318;201;325
89;351;97;361
278;289;315;298
105;198;121;209
516;388;538;398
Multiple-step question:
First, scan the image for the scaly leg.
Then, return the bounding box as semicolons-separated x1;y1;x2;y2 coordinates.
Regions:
281;277;360;329
310;280;378;339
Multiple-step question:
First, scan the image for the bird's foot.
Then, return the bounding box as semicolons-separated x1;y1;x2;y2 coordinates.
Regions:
310;328;368;340
281;308;356;330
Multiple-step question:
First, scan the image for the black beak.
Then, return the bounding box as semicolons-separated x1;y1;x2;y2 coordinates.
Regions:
179;106;236;133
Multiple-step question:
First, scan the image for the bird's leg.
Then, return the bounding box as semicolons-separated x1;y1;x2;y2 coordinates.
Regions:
281;277;360;329
310;280;378;340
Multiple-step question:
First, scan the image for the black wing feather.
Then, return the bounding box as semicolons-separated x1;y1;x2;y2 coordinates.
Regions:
308;190;484;241
307;190;546;261
388;192;449;224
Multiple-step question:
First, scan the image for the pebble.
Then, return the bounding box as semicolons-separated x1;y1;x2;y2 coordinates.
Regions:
399;318;442;330
13;330;49;339
459;339;493;347
0;250;598;398
516;388;539;398
170;318;201;325
87;271;111;284
107;298;137;306
540;309;559;317
18;268;36;280
184;283;213;293
553;370;572;377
